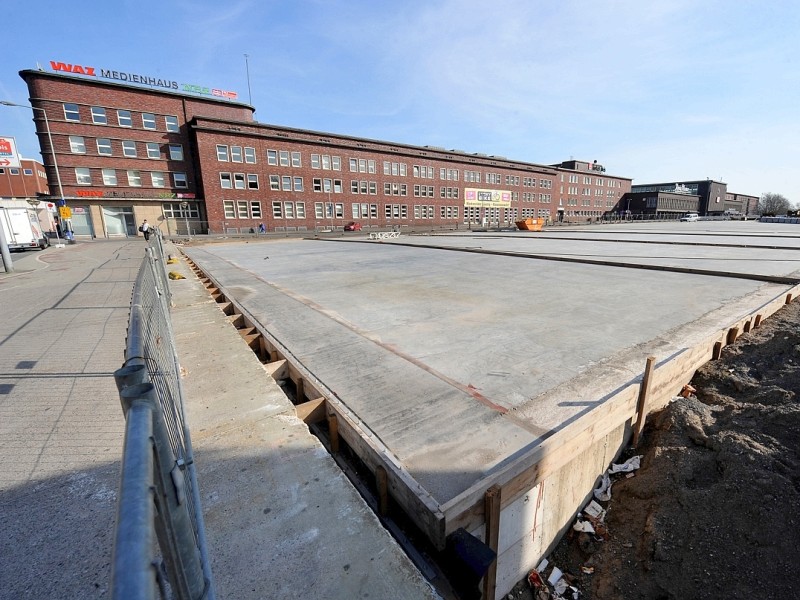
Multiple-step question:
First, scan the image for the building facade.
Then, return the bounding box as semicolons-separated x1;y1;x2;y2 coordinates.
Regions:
0;157;58;233
21;68;632;237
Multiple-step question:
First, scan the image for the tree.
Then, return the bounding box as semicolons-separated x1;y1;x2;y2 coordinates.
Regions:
758;193;791;216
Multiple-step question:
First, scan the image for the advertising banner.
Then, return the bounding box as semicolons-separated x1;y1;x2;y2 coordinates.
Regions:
0;136;21;169
464;188;511;208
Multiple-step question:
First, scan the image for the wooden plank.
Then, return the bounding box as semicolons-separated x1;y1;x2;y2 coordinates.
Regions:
482;485;501;600
743;319;752;333
727;326;739;345
328;414;340;453
296;377;305;403
376;465;389;516
263;359;287;380
712;340;723;360
295;397;326;424
754;313;762;328
632;356;656;448
786;293;794;305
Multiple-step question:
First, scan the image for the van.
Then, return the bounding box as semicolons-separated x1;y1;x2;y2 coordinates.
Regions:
0;207;50;250
680;213;700;222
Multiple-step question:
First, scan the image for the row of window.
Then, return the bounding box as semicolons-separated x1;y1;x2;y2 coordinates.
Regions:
0;167;38;176
521;193;553;203
69;136;183;160
564;199;617;207
63;103;179;132
74;167;187;188
565;173;620;187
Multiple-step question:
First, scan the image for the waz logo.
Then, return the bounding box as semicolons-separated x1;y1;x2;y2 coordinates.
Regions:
50;61;97;76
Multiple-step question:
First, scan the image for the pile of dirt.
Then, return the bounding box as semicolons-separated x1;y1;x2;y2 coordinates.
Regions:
511;298;800;599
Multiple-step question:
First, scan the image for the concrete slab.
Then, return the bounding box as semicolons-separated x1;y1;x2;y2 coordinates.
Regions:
184;221;798;510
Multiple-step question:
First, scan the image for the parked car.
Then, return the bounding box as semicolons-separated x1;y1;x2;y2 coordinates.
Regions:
344;221;362;231
680;213;700;222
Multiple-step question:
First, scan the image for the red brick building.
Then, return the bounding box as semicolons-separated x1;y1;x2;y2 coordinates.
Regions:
0;157;49;198
20;67;631;237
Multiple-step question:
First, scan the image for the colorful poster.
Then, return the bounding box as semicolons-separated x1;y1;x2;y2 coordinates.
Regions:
464;188;511;208
0;136;21;168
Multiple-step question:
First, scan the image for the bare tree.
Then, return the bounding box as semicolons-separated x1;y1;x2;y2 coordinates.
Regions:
758;193;791;216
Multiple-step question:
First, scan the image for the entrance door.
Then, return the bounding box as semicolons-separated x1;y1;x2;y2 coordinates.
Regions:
103;206;136;237
70;206;94;236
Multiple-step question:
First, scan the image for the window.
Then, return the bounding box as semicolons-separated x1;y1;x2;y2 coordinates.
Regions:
127;170;142;187
146;143;160;159
102;168;117;186
247;174;259;189
69;136;86;154
321;155;331;170
122;140;137;157
64;103;80;122
267;149;278;165
163;202;200;218
23;169;32;175
279;150;290;166
220;173;232;189
311;154;321;169
237;201;249;218
151;172;166;188
272;201;282;218
269;175;280;190
173;172;188;188
349;158;358;172
332;156;341;170
282;175;292;191
315;202;324;219
142;113;156;130
91;106;107;125
296;202;305;218
250;201;262;219
169;144;184;161
291;152;301;167
284;202;295;219
234;173;246;189
96;138;112;156
244;147;256;164
223;201;236;219
294;177;303;192
231;146;243;163
75;167;91;185
216;145;229;161
165;115;179;132
118;110;132;127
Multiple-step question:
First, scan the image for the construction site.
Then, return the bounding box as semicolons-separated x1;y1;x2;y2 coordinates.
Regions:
180;220;800;600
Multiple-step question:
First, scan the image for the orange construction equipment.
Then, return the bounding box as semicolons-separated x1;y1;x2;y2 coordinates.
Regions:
515;218;544;231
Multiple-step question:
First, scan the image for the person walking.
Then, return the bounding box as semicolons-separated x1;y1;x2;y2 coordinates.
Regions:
139;219;151;241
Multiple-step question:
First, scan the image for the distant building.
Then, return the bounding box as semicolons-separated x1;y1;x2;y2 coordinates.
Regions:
19;66;632;237
0;156;56;232
627;179;755;217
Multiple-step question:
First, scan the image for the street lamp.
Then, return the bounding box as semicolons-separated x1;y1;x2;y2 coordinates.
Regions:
1;100;67;243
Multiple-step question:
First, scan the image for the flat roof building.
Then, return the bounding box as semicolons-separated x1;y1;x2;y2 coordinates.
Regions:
19;67;632;238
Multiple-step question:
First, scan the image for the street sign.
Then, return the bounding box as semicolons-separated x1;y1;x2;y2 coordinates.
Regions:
59;206;72;219
0;136;21;169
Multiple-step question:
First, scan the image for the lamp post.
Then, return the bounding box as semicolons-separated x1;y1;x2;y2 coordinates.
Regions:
1;100;66;243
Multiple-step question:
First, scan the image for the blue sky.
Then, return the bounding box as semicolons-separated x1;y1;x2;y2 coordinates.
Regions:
2;0;799;200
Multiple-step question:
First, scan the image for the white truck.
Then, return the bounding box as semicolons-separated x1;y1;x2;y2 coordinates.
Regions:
0;207;50;251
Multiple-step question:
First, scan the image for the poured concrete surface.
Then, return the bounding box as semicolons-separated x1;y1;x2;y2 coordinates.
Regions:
183;221;800;508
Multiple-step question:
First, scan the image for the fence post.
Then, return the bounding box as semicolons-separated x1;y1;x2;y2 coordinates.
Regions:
120;382;207;600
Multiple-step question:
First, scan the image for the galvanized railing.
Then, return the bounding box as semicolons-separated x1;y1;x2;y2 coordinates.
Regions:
112;232;215;600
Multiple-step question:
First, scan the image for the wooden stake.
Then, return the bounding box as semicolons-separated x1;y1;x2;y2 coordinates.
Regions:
727;326;739;345
786;293;793;305
376;465;389;516
328;414;339;453
632;356;656;448
754;314;762;328
712;341;723;360
743;320;752;333
296;377;305;403
483;485;502;600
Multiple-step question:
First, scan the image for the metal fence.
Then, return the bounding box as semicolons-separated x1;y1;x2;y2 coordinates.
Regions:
112;232;215;600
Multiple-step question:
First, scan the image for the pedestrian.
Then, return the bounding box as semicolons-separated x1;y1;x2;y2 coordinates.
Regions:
139;219;151;241
258;222;266;233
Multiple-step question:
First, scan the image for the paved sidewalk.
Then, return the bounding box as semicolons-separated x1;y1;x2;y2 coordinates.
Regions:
0;240;141;599
0;240;438;599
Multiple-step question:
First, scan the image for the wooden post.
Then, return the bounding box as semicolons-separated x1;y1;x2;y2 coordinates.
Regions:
712;341;723;360
743;320;752;334
376;465;389;516
328;414;339;453
483;485;502;600
727;326;739;345
786;293;793;305
754;314;762;328
296;377;305;404
632;356;656;448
